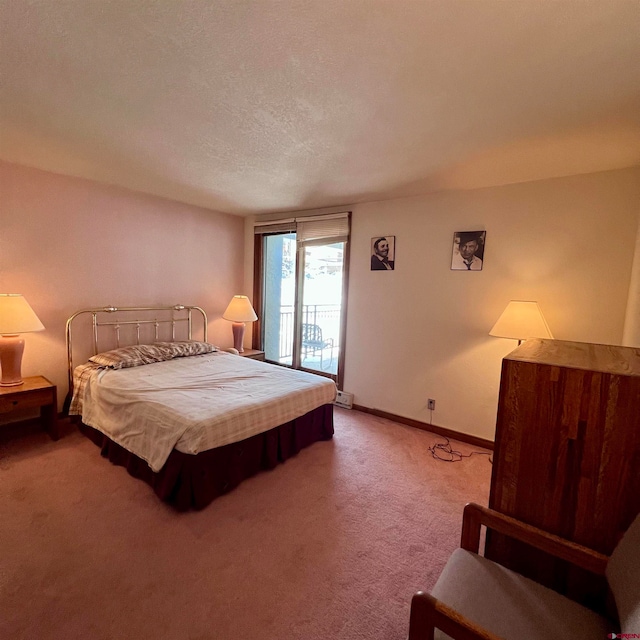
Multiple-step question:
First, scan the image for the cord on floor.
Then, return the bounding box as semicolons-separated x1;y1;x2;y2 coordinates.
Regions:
428;436;493;464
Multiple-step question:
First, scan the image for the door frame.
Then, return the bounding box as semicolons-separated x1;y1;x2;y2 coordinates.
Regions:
252;223;349;390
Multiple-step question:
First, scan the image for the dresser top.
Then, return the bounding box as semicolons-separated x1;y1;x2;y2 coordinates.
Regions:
505;338;640;376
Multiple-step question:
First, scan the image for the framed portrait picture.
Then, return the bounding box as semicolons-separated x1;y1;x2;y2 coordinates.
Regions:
371;236;395;270
451;231;486;271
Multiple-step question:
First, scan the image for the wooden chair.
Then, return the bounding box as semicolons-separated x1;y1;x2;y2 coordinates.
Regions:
409;503;640;640
301;323;333;369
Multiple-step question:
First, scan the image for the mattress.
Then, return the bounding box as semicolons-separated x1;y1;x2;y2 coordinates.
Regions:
72;351;337;472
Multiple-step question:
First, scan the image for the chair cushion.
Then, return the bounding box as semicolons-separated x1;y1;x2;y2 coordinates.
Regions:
431;549;613;640
606;512;640;634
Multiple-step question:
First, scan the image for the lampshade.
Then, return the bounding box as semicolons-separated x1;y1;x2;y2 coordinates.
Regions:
222;296;258;323
489;300;553;342
0;294;44;386
0;294;45;334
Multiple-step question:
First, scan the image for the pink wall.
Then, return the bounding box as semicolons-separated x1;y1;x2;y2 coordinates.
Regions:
0;161;245;409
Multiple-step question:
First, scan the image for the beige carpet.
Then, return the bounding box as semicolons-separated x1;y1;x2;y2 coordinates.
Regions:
1;408;491;640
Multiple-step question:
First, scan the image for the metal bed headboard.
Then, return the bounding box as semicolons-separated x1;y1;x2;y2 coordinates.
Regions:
65;304;208;393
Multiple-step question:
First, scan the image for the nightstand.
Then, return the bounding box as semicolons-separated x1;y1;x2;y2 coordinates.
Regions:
239;349;266;361
0;376;58;440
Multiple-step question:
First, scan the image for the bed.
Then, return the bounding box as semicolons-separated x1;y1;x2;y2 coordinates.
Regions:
66;305;336;510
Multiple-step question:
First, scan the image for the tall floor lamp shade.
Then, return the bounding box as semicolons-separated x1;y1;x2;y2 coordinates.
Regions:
489;300;553;345
0;294;45;386
222;295;257;353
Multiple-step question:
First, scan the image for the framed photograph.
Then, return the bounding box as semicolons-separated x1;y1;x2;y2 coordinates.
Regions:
451;231;486;271
371;236;395;270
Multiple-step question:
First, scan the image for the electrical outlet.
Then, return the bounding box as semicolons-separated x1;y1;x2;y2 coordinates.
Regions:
428;398;436;411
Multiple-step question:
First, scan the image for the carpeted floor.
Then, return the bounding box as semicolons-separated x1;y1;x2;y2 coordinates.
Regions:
1;408;491;640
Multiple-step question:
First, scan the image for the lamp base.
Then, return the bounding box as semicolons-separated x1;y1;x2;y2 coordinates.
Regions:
0;335;26;386
231;322;246;353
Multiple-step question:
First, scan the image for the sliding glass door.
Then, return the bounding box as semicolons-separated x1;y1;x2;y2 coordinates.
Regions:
299;240;345;376
254;214;350;385
262;232;296;365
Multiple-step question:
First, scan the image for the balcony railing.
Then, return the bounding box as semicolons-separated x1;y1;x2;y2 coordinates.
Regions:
277;304;341;367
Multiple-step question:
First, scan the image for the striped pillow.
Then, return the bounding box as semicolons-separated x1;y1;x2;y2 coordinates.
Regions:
89;341;216;369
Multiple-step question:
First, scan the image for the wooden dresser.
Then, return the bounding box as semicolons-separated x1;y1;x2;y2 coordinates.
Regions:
486;338;640;610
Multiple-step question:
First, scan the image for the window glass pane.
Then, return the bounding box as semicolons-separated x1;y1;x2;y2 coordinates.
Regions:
263;233;296;364
300;241;344;375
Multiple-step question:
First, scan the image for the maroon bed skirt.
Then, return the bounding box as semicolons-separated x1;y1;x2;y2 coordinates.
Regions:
78;404;334;510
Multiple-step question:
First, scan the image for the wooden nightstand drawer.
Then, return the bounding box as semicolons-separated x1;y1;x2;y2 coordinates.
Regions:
0;376;58;440
0;388;54;413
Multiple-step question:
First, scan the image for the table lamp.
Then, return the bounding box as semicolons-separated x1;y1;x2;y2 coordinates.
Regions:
489;300;553;346
0;294;45;386
222;295;257;353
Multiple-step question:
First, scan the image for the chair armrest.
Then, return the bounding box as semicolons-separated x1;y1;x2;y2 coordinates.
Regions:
460;503;609;576
409;592;503;640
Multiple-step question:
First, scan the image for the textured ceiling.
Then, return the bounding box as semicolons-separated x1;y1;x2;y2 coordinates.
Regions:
1;1;639;216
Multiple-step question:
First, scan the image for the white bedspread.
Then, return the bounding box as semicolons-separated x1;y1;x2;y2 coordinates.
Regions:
77;352;336;472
